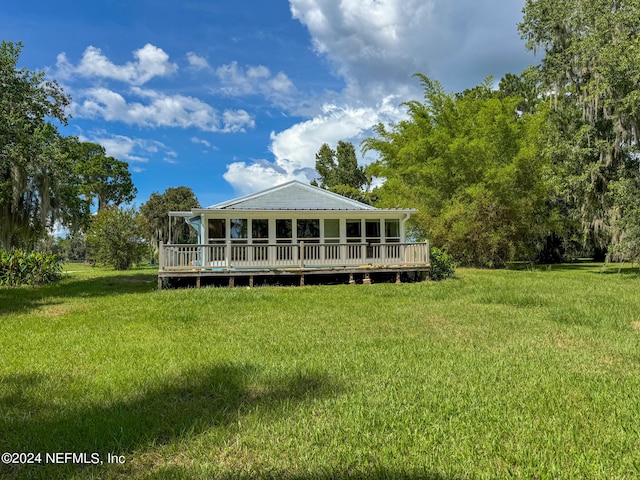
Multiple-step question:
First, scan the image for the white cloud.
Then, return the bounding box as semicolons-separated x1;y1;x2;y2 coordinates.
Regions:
80;132;176;165
186;52;210;70
191;137;211;148
215;61;296;106
74;87;255;132
56;43;178;85
222;0;534;194
223;97;403;193
289;0;531;99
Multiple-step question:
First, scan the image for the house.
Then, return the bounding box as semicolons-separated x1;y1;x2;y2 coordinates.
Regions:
158;180;429;288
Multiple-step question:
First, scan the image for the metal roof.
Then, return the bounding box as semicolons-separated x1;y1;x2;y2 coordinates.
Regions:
206;180;377;211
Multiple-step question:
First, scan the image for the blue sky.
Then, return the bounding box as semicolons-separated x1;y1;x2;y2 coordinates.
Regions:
3;0;535;208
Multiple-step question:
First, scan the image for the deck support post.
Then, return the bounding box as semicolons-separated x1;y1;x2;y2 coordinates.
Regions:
249;275;254;288
196;276;201;288
228;276;235;287
349;273;355;285
363;273;371;285
157;276;163;290
396;272;401;284
300;274;305;287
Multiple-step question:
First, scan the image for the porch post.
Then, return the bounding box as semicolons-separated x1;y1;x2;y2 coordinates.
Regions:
299;241;305;268
159;241;164;271
226;240;232;270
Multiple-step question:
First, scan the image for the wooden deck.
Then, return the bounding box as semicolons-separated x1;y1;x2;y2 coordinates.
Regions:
158;241;430;288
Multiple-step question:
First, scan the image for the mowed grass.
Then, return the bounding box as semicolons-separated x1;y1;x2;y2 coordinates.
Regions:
1;263;640;479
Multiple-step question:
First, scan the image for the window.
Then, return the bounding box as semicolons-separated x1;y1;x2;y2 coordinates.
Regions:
230;218;248;240
207;218;226;261
385;219;400;242
297;219;320;243
208;219;225;243
346;219;362;243
366;220;381;242
252;219;269;260
324;219;340;244
252;219;269;240
276;219;293;261
276;219;292;241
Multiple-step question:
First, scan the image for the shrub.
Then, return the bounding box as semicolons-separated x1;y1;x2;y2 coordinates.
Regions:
429;246;456;281
86;206;148;270
0;250;63;286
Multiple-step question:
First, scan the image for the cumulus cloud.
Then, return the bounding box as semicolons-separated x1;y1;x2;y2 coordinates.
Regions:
56;43;177;85
289;0;531;99
74;87;255;132
215;61;296;107
222;0;533;193
223;97;403;193
187;52;211;70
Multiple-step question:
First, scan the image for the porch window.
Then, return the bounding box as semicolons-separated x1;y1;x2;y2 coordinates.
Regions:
324;219;340;244
385;219;400;242
252;219;269;261
297;219;320;243
230;218;248;261
230;219;248;241
207;218;226;262
252;219;269;241
208;219;225;243
366;220;381;257
346;219;362;243
276;219;293;260
366;220;381;243
276;219;292;242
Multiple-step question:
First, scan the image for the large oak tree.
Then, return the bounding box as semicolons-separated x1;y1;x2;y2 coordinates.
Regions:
0;41;81;249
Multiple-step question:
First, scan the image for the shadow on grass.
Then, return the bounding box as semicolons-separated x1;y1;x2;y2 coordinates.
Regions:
508;259;640;275
0;364;341;479
0;271;158;316
141;466;458;479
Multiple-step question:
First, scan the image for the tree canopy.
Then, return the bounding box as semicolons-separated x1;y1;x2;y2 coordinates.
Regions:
520;0;640;254
0;42;138;250
364;75;552;266
86;206;148;270
140;186;200;253
0;41;80;249
64;139;137;211
312;141;369;202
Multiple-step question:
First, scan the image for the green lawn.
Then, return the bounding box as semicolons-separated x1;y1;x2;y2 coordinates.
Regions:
1;263;640;479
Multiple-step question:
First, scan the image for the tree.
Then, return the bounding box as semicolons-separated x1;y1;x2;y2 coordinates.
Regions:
86;206;148;270
139;186;200;254
363;75;552;267
0;41;84;249
312;141;368;201
519;0;640;255
610;177;640;264
63;139;137;211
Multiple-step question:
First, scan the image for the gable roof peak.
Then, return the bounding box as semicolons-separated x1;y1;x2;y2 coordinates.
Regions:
207;180;376;210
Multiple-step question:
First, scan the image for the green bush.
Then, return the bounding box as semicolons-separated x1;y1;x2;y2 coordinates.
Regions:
0;250;63;286
86;206;148;270
429;246;456;281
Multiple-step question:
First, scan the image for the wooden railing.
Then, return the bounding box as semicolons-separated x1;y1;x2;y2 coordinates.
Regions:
159;241;430;271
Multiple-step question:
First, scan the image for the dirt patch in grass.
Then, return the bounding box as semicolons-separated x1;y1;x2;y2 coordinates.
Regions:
37;304;72;318
631;321;640;330
116;275;156;283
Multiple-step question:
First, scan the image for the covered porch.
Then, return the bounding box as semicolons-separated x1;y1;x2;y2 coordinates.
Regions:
158;181;430;288
157;241;430;288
